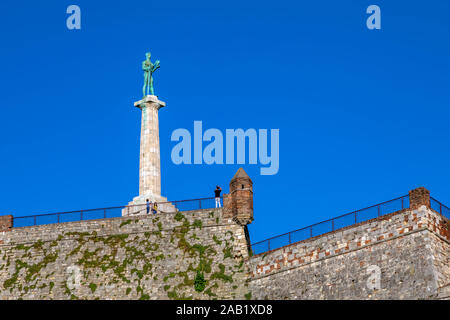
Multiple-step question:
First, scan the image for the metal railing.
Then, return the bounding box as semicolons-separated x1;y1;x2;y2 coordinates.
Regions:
250;195;410;256
7;194;449;250
430;197;450;219
12;197;220;228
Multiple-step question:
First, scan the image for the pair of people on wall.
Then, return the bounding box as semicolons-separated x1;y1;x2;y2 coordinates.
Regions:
146;199;158;215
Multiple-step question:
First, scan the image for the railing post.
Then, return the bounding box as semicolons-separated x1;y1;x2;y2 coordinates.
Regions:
57;213;60;224
289;232;291;244
80;211;83;221
354;211;357;223
378;205;381;217
268;239;270;251
440;204;442;215
310;226;313;237
199;199;202;209
401;197;404;209
34;215;36;226
104;209;107;219
332;219;334;231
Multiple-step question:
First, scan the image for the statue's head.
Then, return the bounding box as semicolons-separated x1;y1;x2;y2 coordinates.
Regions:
146;52;151;60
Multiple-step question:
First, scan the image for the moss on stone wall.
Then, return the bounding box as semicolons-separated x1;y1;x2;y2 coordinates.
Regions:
0;208;249;300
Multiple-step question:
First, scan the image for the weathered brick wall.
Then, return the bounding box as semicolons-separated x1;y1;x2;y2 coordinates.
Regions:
247;206;449;300
409;187;431;210
0;215;12;233
0;208;252;300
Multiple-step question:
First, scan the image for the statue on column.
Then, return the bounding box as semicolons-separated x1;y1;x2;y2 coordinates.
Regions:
142;52;160;97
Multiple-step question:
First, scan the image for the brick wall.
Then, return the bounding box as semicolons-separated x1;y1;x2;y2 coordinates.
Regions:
0;215;12;233
246;206;449;299
409;187;431;210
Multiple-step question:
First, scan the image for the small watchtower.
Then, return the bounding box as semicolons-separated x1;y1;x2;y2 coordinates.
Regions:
223;168;253;225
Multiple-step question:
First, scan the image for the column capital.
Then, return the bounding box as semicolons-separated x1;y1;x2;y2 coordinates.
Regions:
134;95;166;109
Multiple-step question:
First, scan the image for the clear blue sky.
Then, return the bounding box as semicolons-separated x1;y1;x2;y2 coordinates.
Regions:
0;1;449;243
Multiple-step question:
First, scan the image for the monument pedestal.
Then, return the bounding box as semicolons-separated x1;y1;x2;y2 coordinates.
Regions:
122;95;176;216
122;194;176;216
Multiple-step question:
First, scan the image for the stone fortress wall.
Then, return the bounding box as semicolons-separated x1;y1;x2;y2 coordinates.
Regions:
248;204;449;299
0;207;251;300
0;182;448;300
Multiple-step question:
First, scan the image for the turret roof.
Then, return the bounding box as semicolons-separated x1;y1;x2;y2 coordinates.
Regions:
231;168;252;182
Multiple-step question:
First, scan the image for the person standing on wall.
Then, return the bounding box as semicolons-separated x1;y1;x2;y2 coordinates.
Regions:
215;186;222;208
146;199;151;214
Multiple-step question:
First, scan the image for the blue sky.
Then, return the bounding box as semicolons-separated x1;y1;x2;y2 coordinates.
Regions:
0;1;449;243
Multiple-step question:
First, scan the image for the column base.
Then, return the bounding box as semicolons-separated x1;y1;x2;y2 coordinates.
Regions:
122;193;177;216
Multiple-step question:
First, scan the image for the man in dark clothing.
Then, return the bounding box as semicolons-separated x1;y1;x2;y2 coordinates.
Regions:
214;186;222;208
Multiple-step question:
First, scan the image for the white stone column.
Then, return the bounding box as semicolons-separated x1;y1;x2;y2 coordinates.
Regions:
136;95;165;198
123;95;175;215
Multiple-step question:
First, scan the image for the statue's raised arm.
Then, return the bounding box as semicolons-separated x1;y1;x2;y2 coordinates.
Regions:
153;60;160;71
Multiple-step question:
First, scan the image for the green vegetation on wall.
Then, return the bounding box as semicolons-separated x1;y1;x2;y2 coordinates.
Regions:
0;208;248;300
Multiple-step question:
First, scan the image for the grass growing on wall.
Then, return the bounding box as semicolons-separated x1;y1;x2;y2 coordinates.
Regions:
1;209;248;300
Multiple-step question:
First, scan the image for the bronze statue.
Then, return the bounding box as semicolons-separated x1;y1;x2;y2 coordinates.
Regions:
142;52;160;97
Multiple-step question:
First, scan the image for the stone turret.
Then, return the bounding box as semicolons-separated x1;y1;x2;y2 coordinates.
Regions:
409;187;431;210
0;215;12;232
223;168;253;225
